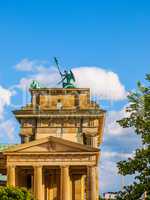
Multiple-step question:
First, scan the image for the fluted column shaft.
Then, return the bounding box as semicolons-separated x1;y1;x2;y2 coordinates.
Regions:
61;166;70;200
87;166;97;200
34;166;43;200
7;165;16;186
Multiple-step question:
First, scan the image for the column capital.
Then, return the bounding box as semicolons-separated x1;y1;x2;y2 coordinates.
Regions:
7;164;16;168
33;165;43;169
87;165;97;169
60;165;69;169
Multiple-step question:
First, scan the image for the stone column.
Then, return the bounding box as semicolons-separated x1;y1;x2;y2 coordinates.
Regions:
87;166;97;200
7;165;16;186
92;136;98;147
32;93;37;109
34;166;43;200
81;175;85;200
60;166;70;200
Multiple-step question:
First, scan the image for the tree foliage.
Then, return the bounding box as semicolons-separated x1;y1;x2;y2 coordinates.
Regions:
0;186;34;200
116;74;150;200
99;195;104;200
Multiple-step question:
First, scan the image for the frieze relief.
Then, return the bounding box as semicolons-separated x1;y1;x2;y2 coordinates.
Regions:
7;154;96;166
38;118;78;128
7;154;96;162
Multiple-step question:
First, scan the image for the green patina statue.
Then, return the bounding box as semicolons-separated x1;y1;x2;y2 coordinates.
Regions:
30;80;41;89
54;57;76;88
30;58;76;89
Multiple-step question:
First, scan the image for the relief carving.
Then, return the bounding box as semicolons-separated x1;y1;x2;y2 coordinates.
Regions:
48;142;56;151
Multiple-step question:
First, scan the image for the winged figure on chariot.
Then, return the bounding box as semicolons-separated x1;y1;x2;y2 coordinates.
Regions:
54;57;76;88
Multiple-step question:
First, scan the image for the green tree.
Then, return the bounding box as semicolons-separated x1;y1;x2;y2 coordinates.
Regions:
99;195;104;200
0;186;34;200
116;74;150;200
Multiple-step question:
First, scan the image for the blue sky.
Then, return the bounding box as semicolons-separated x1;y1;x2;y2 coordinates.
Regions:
0;0;149;194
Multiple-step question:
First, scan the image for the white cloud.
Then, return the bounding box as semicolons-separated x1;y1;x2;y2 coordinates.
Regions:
102;151;132;159
0;86;12;119
15;58;48;72
0;119;16;142
100;159;119;192
73;67;127;101
99;150;136;193
0;86;15;142
103;105;141;153
15;58;35;71
15;59;127;101
18;66;60;90
99;156;130;193
99;106;141;193
104;106;132;137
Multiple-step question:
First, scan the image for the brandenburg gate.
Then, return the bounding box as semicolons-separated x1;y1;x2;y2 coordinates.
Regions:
0;87;105;200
